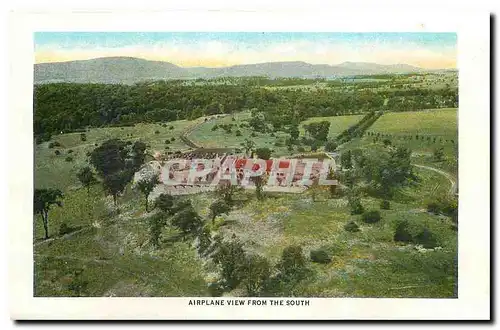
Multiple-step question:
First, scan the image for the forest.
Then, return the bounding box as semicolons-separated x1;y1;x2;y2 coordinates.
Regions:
33;80;458;142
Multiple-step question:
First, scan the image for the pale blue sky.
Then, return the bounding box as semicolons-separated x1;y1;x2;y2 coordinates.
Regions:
34;32;457;68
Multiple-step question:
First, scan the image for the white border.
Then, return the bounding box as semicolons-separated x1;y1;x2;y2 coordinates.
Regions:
8;9;490;320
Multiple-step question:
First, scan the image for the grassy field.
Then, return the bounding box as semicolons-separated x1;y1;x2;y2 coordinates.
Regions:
34;119;202;190
368;108;457;138
300;115;364;139
188;111;364;156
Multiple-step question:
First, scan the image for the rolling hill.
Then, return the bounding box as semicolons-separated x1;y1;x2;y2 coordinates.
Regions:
34;56;425;84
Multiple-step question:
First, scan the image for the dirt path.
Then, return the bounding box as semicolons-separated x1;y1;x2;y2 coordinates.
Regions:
413;164;457;196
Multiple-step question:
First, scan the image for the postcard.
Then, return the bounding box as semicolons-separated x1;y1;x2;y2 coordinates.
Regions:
8;8;490;320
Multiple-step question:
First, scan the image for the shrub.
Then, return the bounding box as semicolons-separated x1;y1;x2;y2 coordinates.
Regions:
344;221;360;232
380;200;391;210
80;133;87;142
255;147;272;160
235;130;242;136
325;140;338;152
59;223;72;235
361;210;381;223
207;281;225;297
309;249;331;264
211;125;219;131
48;141;61;149
165;139;170;144
349;197;364;215
427;202;441;214
154;130;160;134
250;132;257;137
297;146;306;152
169;126;174;130
94;143;98;146
68;149;74;154
171;137;176;141
54;150;60;155
394;220;412;243
414;228;438;248
65;156;74;162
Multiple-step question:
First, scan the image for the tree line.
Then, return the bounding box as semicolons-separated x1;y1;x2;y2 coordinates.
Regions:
34;82;457;143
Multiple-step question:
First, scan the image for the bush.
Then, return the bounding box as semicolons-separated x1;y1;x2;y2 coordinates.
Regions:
394;220;412;243
361;210;381;223
80;133;87;142
68;149;74;154
250;132;257;137
349;197;364;215
211;125;219;131
344;221;360;232
165;139;170;144
235;130;242;136
48;141;61;149
255;147;272;160
297;146;306;152
274;140;284;147
414;228;438;248
309;249;331;264
207;281;225;297
154;130;160;134
171;137;176;141
325;140;338;152
59;223;72;235
427;202;441;214
380;200;391;210
65;156;74;162
54;150;60;155
169;126;174;130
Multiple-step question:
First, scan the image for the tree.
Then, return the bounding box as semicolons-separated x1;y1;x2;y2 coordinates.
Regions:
216;182;241;205
241;254;271;296
171;204;203;236
155;193;174;214
34;188;64;239
341;150;353;169
77;166;97;194
136;174;160;212
279;245;307;278
303;121;330;142
148;212;168;248
252;174;266;201
327;168;338;198
255;147;272;160
325;140;338;152
289;124;300;143
213;240;246;290
394;220;412;243
89;139;129;177
209;199;231;223
433;147;445;162
131;141;148;171
240;139;256;157
102;171;131;207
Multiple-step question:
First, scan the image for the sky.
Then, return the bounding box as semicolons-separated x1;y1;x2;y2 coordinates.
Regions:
34;32;457;69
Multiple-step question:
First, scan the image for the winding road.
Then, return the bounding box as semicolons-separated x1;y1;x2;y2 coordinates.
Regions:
413;164;457;196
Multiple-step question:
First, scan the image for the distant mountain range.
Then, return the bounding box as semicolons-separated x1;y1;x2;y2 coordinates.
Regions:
34;56;432;84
